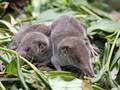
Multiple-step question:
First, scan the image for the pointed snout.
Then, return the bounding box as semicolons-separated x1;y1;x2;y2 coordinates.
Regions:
83;65;95;77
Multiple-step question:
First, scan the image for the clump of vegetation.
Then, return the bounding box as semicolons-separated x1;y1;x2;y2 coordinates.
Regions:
0;0;120;90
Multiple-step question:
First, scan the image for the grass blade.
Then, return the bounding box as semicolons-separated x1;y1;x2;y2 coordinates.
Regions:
0;47;52;90
0;82;6;90
16;53;29;90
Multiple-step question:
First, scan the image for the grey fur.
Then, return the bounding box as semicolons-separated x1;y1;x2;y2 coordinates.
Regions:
16;32;51;63
9;24;50;50
50;16;95;77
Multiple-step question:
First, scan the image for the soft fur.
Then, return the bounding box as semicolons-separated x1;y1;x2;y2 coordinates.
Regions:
50;15;95;77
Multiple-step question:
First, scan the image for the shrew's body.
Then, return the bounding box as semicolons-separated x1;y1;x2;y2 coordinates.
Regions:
16;32;51;63
50;16;95;77
10;24;50;50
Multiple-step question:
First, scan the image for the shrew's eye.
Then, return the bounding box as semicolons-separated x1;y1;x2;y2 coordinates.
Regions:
25;47;30;52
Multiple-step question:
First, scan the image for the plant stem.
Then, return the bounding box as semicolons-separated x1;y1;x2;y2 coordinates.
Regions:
20;56;52;90
0;47;52;90
16;53;29;90
80;6;102;20
0;82;6;90
106;31;120;71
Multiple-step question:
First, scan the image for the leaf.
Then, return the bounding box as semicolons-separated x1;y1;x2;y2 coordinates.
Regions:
69;0;88;7
48;71;92;90
5;60;17;76
88;19;120;33
0;2;9;18
0;53;13;64
102;43;111;66
92;85;104;90
10;15;17;26
32;0;41;17
16;54;29;90
116;38;120;47
0;82;6;90
0;56;9;64
110;47;120;69
92;67;105;83
107;71;117;88
48;77;83;90
0;20;17;34
0;78;18;82
10;84;19;90
32;9;74;23
89;7;113;20
23;71;47;89
118;59;120;67
48;71;76;81
111;87;120;90
48;71;74;76
110;67;119;80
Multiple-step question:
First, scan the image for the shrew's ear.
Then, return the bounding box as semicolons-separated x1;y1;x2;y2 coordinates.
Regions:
35;41;48;54
35;41;47;48
58;45;73;54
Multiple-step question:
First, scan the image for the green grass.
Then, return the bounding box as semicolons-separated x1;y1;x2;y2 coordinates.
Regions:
0;0;120;90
